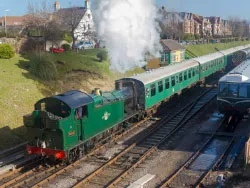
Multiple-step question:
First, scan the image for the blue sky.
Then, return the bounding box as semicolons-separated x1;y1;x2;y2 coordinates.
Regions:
0;0;249;20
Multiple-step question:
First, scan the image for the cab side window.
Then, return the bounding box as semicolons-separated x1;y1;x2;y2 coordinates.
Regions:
75;106;88;119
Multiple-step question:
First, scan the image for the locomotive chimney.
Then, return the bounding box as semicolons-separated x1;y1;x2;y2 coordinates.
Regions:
115;81;123;90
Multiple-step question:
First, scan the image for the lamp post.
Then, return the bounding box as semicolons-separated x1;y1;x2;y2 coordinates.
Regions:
4;9;9;34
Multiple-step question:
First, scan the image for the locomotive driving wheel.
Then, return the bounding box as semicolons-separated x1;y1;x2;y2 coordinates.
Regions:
67;148;79;164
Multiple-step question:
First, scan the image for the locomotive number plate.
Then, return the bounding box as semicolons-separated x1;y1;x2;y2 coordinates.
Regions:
68;130;75;137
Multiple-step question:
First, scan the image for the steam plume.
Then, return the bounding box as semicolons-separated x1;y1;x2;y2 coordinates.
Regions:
92;0;162;73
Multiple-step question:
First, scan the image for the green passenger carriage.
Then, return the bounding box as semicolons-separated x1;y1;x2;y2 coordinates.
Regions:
119;60;200;109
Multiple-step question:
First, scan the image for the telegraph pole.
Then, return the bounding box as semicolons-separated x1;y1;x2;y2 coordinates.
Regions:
4;9;9;34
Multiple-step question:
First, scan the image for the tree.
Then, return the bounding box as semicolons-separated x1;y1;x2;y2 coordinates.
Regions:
194;34;200;40
24;0;63;51
229;17;248;38
158;9;184;40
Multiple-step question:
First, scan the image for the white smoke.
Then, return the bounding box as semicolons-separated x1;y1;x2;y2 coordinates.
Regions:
92;0;162;73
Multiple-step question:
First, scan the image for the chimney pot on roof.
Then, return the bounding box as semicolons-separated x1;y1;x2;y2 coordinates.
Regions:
54;1;60;12
85;0;90;9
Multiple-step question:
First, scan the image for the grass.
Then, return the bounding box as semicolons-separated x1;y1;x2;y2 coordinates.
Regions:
185;41;250;59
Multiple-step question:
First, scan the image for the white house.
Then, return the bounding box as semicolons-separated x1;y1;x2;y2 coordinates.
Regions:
74;0;95;42
54;0;96;43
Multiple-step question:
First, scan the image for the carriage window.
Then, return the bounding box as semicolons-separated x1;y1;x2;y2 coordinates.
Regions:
188;70;191;78
219;83;228;97
228;84;238;97
192;69;195;77
184;72;187;80
165;78;170;89
179;73;182;82
196;67;199;74
171;76;175;86
158;81;163;93
151;84;156;96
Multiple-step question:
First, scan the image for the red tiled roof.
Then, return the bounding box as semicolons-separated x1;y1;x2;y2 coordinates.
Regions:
0;16;25;26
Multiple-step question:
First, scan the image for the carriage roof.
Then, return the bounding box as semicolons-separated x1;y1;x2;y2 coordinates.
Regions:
128;59;199;85
219;59;250;83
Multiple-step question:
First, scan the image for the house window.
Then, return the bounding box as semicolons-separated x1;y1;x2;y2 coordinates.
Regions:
88;14;91;19
165;54;169;63
151;84;156;97
88;24;91;29
158;81;163;93
161;53;165;62
165;78;170;89
83;24;86;30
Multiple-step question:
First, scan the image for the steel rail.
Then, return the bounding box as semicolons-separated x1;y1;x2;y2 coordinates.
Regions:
194;137;235;188
0;165;43;188
0;158;41;184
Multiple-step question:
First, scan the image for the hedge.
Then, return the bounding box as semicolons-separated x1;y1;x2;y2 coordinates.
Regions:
0;44;15;59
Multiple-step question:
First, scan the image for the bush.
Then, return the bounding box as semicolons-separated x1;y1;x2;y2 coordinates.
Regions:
20;38;44;54
29;53;58;81
182;34;195;40
61;44;71;51
96;51;108;62
0;44;15;59
63;33;73;43
0;31;6;38
194;34;200;40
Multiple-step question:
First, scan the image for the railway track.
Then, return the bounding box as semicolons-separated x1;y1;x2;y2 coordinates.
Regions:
0;142;28;170
158;120;235;188
70;87;218;188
